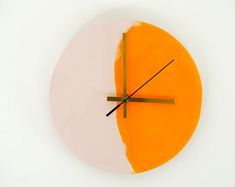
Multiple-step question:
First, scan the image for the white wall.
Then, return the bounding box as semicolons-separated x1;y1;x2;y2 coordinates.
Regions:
0;0;235;186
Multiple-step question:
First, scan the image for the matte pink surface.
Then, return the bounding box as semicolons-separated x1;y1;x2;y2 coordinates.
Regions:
50;17;135;173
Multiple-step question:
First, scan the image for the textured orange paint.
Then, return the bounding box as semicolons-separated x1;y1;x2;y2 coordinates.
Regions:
114;22;202;173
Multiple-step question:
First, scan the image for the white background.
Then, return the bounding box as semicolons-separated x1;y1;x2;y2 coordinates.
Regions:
1;0;235;186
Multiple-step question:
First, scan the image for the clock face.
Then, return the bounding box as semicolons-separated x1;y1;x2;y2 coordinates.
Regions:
50;17;202;174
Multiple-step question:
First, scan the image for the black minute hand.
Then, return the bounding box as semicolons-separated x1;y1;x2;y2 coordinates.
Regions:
106;59;175;117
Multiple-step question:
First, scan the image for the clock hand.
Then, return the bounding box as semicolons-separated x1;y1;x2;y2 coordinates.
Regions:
107;96;176;103
106;100;124;117
122;33;127;118
106;59;174;117
126;59;174;100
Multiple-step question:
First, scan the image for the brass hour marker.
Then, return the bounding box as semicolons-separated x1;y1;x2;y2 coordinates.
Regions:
122;33;127;118
107;96;176;104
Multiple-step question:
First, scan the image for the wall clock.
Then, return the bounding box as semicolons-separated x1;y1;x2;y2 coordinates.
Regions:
50;15;202;174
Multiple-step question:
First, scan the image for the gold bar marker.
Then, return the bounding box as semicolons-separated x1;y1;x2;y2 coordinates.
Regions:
122;33;127;118
107;96;176;104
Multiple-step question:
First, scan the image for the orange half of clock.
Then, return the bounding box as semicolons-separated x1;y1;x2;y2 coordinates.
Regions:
114;22;202;173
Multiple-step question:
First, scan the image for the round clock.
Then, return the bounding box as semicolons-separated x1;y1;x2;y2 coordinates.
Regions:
50;15;202;174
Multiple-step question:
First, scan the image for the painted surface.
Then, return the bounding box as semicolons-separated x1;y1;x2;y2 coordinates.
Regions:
50;18;133;174
114;22;202;173
50;18;202;174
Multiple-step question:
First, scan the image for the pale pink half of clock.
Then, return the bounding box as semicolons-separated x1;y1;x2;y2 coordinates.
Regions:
50;18;135;173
